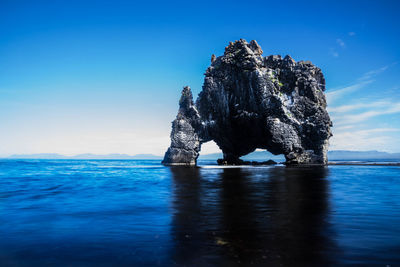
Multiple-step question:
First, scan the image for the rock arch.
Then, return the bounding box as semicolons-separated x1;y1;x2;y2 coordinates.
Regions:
162;39;332;165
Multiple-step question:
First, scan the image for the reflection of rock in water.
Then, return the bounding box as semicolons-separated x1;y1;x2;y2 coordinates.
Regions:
169;166;337;266
169;167;221;266
262;167;337;265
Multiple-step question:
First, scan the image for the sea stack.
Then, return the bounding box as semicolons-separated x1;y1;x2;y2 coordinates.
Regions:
163;39;332;165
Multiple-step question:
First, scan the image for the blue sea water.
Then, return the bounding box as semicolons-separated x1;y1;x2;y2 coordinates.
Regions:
0;159;399;266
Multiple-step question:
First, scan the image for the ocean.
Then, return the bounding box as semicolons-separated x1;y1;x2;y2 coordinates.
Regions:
0;159;399;266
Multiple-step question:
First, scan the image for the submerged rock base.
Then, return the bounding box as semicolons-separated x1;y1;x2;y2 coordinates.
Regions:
217;159;277;166
163;39;332;166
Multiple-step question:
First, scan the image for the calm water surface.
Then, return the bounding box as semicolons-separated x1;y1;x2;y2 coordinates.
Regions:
0;160;399;266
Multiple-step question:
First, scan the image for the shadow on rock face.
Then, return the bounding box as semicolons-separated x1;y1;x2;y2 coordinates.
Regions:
168;166;339;266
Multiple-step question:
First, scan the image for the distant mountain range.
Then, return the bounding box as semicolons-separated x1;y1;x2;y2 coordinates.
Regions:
327;150;400;160
3;150;400;160
5;153;163;160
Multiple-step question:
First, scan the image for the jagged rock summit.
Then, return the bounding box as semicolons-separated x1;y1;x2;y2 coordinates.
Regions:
163;39;332;165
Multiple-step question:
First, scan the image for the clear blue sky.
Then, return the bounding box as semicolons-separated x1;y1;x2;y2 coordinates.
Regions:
0;0;399;156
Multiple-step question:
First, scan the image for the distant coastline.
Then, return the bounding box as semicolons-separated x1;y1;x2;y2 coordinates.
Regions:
1;153;162;160
2;150;400;161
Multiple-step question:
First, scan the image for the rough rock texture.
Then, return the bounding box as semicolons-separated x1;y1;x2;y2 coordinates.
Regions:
163;39;332;165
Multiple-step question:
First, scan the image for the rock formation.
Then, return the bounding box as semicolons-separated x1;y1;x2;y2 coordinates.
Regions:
163;39;332;165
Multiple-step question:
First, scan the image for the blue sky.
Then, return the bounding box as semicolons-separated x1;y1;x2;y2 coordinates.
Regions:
0;0;399;156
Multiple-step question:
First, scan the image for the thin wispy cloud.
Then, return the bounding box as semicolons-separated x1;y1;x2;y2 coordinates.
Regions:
334;125;356;131
326;65;390;104
326;80;373;103
358;65;388;81
328;100;389;113
327;64;400;152
348;32;355;36
333;102;400;125
336;38;345;48
329;38;346;57
330;127;400;152
334;127;400;135
329;98;400;151
329;48;339;58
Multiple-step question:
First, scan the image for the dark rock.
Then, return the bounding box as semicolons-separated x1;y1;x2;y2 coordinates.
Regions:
216;159;277;166
163;39;332;166
217;158;244;166
162;86;203;165
261;159;277;165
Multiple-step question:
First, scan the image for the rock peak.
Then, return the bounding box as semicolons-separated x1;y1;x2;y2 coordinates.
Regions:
211;54;216;63
224;39;263;55
179;86;193;110
249;40;263;55
163;40;332;166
